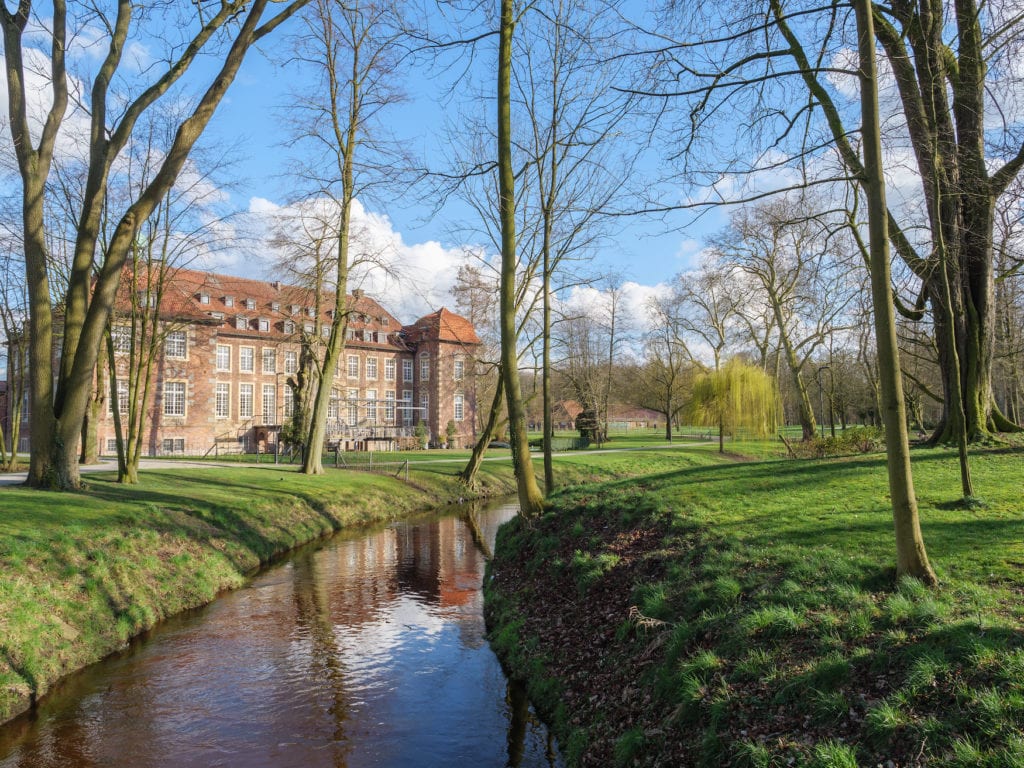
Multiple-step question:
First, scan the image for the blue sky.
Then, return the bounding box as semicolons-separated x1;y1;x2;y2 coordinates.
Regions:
200;13;716;297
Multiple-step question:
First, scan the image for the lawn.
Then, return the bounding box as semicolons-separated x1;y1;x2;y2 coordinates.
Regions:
486;444;1024;767
0;444;715;726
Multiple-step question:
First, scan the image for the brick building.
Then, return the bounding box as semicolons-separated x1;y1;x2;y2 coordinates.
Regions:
83;268;480;456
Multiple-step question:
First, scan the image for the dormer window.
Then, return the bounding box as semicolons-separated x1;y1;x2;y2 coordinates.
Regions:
211;311;224;320
304;323;314;334
284;320;295;334
382;317;389;327
236;316;247;330
245;298;256;310
363;329;373;342
271;301;280;312
306;306;316;318
321;326;330;338
346;328;355;340
290;304;300;315
258;317;270;332
377;331;387;343
224;295;234;307
199;292;210;305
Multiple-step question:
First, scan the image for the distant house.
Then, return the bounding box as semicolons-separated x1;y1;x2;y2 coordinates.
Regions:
17;268;481;457
606;407;662;431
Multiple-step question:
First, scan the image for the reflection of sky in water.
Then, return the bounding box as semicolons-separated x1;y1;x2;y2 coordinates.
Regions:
0;503;560;768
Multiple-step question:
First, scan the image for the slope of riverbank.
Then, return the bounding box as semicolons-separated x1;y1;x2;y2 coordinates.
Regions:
0;444;716;728
486;446;1024;767
0;461;516;726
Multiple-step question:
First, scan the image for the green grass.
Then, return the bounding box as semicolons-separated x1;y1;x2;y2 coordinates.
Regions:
0;442;724;726
486;443;1024;766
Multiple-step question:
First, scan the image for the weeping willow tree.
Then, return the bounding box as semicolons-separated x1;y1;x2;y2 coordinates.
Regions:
688;358;781;453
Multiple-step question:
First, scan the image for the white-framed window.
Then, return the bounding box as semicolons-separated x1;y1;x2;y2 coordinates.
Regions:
239;383;254;418
366;356;378;380
284;350;298;374
363;329;373;342
290;304;300;315
199;292;210;305
283;391;294;418
402;359;413;383
347;388;359;423
328;388;340;420
262;348;276;374
365;389;377;423
165;330;187;359
346;328;356;340
235;316;247;330
382;316;389;327
307;306;316;318
262;384;276;422
347;354;359;378
245;298;256;310
377;331;387;343
224;296;234;307
112;325;132;353
162;437;185;454
454;358;465;381
303;323;314;334
419;354;430;382
215;383;230;419
385;390;396;422
385;358;396;381
216;344;231;372
272;301;280;312
106;438;119;454
284;320;295;334
402;389;413;425
239;346;254;373
108;379;129;415
321;325;330;338
163;381;186;417
454;392;465;422
258;317;270;332
419;393;429;423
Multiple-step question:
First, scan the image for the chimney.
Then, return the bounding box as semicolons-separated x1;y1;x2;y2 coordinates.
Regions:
272;280;281;291
352;288;363;300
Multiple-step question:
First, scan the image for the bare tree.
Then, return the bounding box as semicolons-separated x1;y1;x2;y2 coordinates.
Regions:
712;200;858;440
1;0;308;489
634;0;1024;441
285;0;410;475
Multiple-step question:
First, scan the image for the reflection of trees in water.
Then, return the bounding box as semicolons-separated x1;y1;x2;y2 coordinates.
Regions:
291;551;351;764
505;679;560;768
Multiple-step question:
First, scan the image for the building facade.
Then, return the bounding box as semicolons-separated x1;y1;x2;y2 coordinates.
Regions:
85;268;480;456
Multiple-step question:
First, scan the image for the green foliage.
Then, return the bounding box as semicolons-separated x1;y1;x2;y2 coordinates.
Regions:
445;419;457;445
484;444;1024;766
787;426;885;458
687;357;781;444
414;420;429;449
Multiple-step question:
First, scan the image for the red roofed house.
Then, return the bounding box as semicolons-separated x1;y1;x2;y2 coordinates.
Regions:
83;267;479;456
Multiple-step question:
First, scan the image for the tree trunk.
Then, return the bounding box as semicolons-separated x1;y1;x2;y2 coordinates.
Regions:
856;0;936;585
461;373;505;487
498;0;544;517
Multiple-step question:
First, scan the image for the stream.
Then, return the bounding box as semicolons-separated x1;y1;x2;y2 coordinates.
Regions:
0;499;560;767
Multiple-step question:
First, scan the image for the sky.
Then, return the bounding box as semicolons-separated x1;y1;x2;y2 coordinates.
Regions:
189;8;714;327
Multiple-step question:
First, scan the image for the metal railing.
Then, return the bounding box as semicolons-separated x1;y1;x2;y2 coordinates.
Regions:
333;448;410;482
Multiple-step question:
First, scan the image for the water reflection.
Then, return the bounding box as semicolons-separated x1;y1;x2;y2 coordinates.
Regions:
0;501;560;768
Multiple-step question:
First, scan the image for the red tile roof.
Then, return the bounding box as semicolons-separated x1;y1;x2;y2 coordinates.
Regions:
112;267;410;347
404;308;481;345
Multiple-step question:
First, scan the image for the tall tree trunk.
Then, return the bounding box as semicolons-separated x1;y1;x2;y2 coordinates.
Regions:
498;0;544;517
856;0;936;585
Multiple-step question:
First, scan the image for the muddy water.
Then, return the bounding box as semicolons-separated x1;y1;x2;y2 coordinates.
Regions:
0;501;560;768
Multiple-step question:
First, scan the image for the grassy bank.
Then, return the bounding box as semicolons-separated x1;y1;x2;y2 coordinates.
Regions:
486;445;1024;767
0;460;520;725
0;443;711;727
